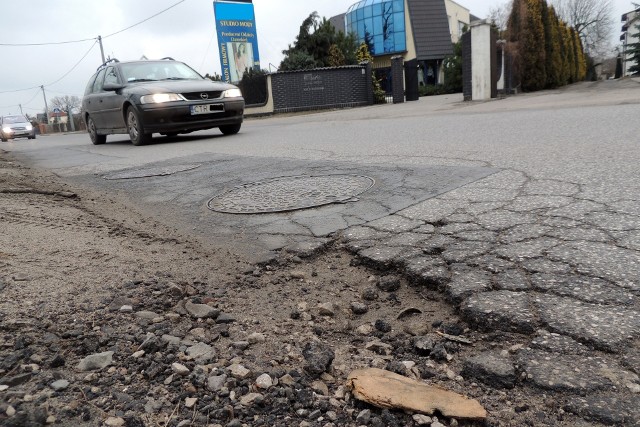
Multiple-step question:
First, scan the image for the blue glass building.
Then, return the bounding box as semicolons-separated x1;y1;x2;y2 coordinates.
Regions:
345;0;407;56
333;0;472;89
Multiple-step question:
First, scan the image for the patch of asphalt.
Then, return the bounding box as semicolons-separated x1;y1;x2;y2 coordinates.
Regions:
68;153;496;260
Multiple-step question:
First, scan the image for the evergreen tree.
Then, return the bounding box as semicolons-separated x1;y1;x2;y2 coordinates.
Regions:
628;16;640;75
506;0;527;89
543;5;563;88
520;0;547;91
558;21;571;84
328;44;346;67
356;43;386;103
280;12;359;71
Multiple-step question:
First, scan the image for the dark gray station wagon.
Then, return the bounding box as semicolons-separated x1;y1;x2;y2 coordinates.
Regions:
82;58;244;146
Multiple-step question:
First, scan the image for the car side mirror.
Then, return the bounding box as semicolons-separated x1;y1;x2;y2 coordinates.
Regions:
103;82;124;91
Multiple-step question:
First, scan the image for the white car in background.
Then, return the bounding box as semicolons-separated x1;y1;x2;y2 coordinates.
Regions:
1;115;36;142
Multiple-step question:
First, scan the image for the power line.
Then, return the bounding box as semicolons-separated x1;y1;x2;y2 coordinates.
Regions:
103;0;187;39
45;40;98;87
0;37;96;47
0;0;187;47
0;40;96;95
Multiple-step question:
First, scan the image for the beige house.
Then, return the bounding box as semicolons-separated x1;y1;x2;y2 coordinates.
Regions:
445;0;471;44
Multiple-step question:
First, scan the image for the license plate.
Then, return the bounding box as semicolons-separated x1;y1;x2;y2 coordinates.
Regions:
190;104;224;115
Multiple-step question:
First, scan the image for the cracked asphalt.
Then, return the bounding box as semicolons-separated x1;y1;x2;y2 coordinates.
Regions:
3;78;640;424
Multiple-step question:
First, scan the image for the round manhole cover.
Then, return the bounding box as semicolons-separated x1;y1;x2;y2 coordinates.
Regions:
103;164;201;180
207;174;375;214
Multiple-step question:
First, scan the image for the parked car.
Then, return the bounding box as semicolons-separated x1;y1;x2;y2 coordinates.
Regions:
81;58;245;146
1;115;36;142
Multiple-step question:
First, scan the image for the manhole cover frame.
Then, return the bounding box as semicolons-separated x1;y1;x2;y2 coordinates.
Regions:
207;174;376;214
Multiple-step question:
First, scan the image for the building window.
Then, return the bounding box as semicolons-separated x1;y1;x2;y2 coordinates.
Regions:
458;21;466;37
346;0;407;56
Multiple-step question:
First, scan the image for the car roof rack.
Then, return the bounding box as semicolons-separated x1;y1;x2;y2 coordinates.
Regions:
96;58;120;71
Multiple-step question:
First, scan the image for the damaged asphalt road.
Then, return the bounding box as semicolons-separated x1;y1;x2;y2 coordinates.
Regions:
1;79;640;426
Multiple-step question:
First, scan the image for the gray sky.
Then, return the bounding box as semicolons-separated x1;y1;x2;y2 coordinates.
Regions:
0;0;634;117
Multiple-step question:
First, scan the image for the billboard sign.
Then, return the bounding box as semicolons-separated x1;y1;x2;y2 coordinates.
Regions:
213;0;260;83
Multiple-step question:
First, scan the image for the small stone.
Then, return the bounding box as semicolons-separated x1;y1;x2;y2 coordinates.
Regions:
413;414;433;425
185;397;197;408
172;363;190;376
247;332;266;344
46;415;56;424
215;313;236;324
279;374;297;386
311;380;329;396
362;287;379;301
161;335;181;347
0;385;9;392
377;275;401;292
302;341;335;378
356;324;374;335
317;302;337;317
104;417;125;427
229;364;251;379
255;373;273;389
77;351;114;372
240;392;263;406
135;311;160;320
50;379;70;391
207;374;227;392
356;409;371;424
185;343;216;363
119;305;133;313
131;350;145;359
413;335;436;356
6;405;16;416
50;354;66;368
290;270;306;279
185;300;219;319
350;302;368;315
232;341;250;350
374;319;392;333
365;340;394;355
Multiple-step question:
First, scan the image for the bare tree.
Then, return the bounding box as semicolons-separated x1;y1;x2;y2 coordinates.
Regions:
488;0;512;33
50;95;81;131
551;0;614;58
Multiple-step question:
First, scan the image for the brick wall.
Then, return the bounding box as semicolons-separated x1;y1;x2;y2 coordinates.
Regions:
271;66;372;113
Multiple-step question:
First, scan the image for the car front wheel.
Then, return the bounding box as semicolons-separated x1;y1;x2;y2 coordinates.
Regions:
219;124;241;135
127;107;152;146
87;116;106;145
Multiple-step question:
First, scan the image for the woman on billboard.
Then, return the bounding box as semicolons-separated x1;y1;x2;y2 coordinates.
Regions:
233;42;251;81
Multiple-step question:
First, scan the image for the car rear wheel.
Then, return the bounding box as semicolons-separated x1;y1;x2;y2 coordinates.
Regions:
87;116;106;145
219;124;241;135
127;107;152;146
1;136;7;142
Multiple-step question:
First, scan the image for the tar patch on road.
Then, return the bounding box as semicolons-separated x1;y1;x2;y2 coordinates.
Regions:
79;154;498;257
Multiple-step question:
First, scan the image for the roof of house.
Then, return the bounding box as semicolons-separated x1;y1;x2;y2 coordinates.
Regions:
407;0;454;60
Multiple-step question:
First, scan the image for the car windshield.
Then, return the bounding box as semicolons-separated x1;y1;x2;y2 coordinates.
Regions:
3;116;28;124
119;62;203;83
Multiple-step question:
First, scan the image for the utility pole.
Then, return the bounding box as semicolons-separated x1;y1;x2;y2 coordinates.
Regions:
41;86;49;126
98;35;106;64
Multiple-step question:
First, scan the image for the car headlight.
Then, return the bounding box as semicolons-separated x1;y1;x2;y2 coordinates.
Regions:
222;88;243;98
25;124;33;131
140;93;185;104
2;127;12;133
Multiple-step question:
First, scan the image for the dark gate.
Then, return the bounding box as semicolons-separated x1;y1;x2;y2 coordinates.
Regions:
404;58;419;101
